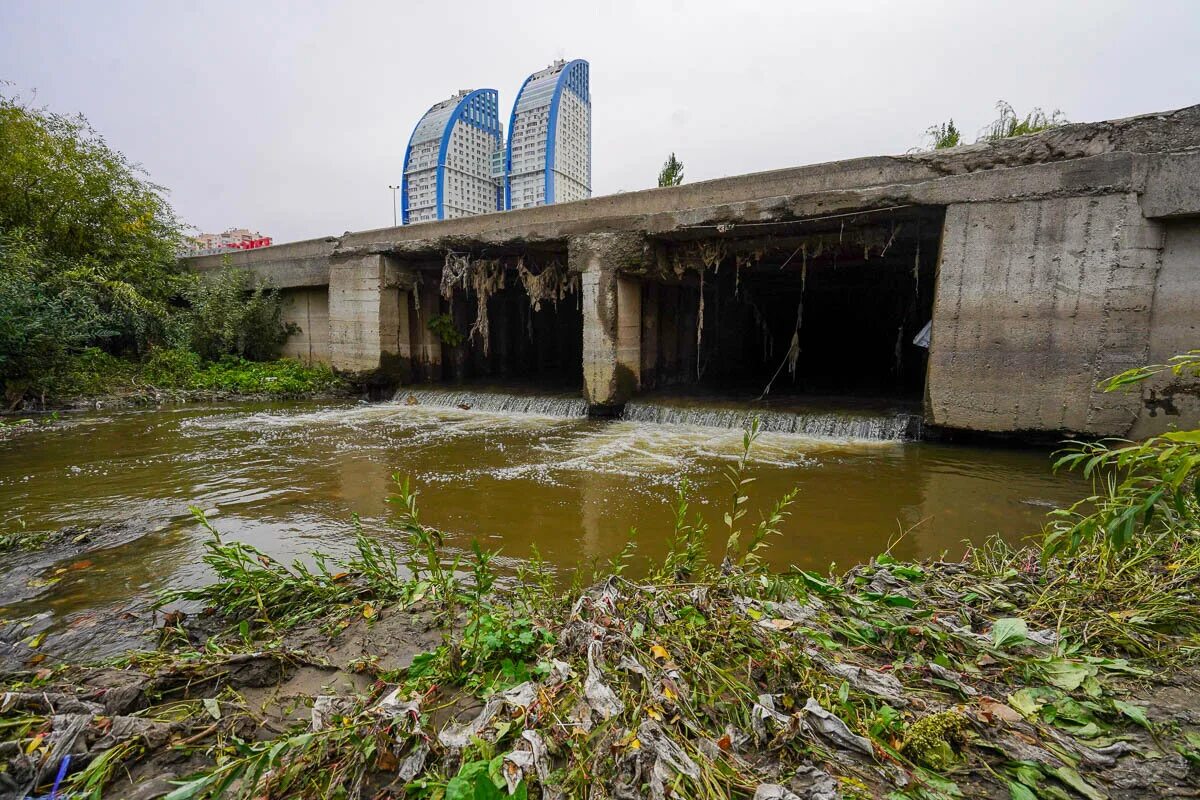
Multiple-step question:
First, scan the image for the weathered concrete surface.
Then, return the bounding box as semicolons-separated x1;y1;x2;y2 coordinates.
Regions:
1131;219;1200;438
570;234;647;409
327;254;419;378
279;287;330;365
181;104;1200;436
927;194;1166;435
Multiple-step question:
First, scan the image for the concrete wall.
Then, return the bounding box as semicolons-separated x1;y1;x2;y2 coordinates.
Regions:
279;287;330;364
328;254;413;379
927;193;1168;436
1131;219;1200;436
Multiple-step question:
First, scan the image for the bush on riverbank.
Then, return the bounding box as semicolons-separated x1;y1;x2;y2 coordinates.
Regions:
35;347;344;404
1;90;306;408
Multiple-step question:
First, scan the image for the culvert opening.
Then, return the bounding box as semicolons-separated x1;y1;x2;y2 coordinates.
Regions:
641;207;942;409
410;252;583;391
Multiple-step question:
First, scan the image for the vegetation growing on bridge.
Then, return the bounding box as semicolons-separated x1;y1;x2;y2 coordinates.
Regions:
923;100;1069;150
0;89;335;409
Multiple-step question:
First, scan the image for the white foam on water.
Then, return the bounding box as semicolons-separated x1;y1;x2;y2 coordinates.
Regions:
392;388;588;419
622;401;922;442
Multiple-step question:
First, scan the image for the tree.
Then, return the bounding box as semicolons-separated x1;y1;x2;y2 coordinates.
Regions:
658;153;684;187
0;89;189;362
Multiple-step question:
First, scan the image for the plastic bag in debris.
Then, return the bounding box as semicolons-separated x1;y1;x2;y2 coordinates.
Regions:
373;687;422;732
755;765;842;800
584;640;623;720
570;575;622;618
822;660;907;705
801;697;873;756
639;720;701;799
397;740;430;782
543;658;573;687
497;681;537;710
928;662;978;696
752;694;795;743
502;730;557;798
91;714;178;751
311;695;358;732
438;695;504;749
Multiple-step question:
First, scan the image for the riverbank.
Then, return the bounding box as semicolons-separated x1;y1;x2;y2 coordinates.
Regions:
1;462;1197;799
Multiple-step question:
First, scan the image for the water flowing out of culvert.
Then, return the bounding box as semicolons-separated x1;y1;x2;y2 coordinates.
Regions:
391;388;589;418
621;400;923;441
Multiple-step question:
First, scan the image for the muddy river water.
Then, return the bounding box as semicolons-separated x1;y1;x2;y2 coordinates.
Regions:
0;392;1084;657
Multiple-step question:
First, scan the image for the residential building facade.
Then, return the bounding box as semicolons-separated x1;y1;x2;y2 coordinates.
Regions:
402;89;503;224
505;59;591;210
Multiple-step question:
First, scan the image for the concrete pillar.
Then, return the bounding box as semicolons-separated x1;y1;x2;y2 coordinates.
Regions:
640;283;659;389
570;233;647;412
328;253;412;381
413;279;444;381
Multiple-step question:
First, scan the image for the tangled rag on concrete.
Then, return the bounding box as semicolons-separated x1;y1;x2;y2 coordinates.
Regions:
440;251;505;357
516;257;579;312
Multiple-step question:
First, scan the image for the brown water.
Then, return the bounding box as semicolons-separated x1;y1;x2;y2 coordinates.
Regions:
0;393;1082;649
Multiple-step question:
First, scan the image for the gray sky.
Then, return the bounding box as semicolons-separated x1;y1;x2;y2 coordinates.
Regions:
2;0;1197;243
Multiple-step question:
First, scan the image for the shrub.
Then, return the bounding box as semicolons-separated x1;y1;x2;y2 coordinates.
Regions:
183;266;295;362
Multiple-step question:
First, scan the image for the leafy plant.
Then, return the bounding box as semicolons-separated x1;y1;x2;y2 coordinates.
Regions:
1045;350;1199;555
980;100;1067;142
183;264;294;362
158;508;411;631
924;119;962;149
427;313;464;347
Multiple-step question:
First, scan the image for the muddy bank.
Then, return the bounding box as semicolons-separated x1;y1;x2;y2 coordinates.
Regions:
2;521;1198;799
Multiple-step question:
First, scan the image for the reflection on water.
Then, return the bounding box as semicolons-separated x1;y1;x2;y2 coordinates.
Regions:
0;396;1083;633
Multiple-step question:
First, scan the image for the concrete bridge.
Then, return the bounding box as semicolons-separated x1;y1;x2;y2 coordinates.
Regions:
184;105;1200;438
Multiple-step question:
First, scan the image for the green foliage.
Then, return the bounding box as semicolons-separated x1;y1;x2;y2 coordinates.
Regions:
0;89;311;403
42;348;341;400
0;90;188;381
0;91;183;272
0;233;108;394
1045;350;1199;556
980;100;1067;142
184;264;295;362
657;152;684;187
427;312;464;347
159;508;411;631
924;119;962;149
919;101;1067;152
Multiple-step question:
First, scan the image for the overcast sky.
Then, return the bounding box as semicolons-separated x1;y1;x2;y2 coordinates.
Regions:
2;1;1197;243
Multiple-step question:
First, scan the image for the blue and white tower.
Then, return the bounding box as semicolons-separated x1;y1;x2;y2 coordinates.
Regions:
505;59;591;210
402;89;503;224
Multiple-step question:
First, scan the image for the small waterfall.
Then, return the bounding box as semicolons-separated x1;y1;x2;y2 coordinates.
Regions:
393;388;588;419
622;401;923;441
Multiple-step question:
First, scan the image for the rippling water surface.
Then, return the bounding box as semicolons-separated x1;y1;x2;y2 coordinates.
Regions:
0;394;1083;638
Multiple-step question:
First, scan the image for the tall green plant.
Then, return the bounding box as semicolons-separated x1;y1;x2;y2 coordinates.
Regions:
980;100;1067;141
1045;351;1200;555
184;265;293;361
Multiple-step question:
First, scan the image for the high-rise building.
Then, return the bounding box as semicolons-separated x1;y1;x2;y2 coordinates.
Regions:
505;59;591;210
402;89;503;224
